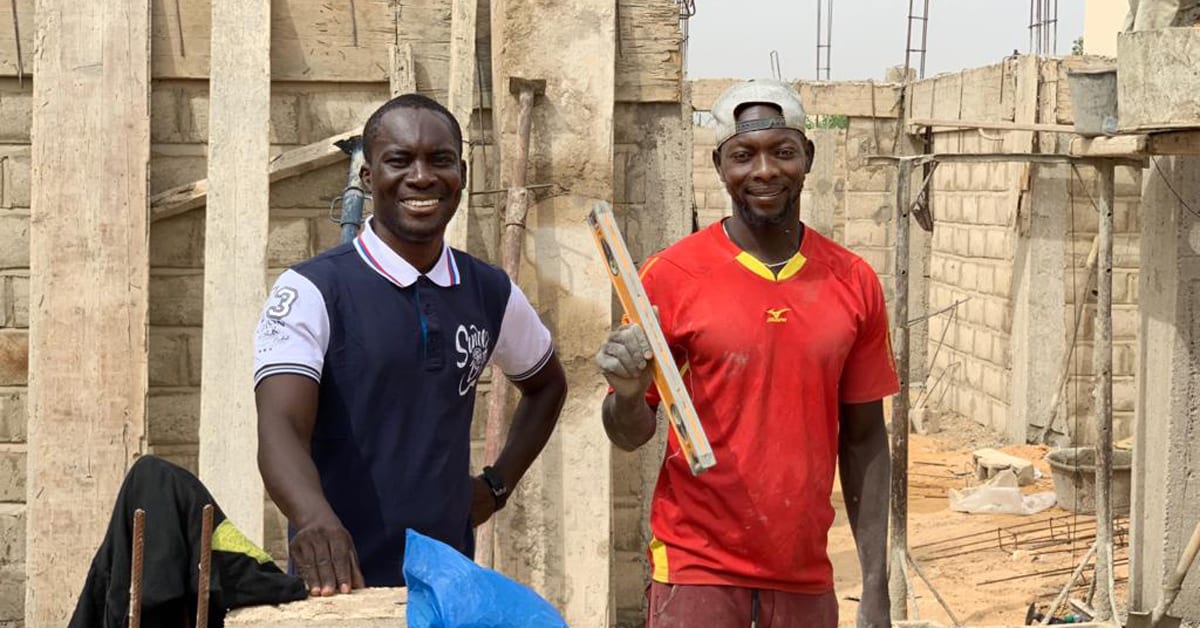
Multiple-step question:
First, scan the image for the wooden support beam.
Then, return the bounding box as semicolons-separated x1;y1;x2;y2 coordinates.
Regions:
389;43;416;97
197;0;271;543
909;117;1076;134
25;0;151;623
690;79;902;117
150;128;362;223
444;0;477;250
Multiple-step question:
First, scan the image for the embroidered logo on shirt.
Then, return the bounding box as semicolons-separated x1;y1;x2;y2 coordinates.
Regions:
765;308;790;324
456;324;491;396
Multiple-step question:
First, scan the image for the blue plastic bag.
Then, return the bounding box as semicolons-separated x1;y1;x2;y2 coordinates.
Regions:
404;529;568;628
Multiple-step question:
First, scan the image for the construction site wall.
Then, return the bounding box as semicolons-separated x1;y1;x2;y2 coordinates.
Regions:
0;0;687;624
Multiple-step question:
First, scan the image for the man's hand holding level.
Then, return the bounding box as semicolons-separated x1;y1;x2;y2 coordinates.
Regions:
596;323;655;400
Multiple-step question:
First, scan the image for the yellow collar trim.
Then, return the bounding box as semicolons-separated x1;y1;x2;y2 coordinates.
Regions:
734;251;807;282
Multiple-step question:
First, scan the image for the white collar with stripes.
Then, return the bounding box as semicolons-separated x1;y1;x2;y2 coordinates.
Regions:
352;216;461;288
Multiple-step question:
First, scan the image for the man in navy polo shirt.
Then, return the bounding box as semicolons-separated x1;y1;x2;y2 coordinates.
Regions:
253;94;568;597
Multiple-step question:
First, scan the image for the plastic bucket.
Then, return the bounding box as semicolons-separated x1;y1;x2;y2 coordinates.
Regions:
1045;447;1132;515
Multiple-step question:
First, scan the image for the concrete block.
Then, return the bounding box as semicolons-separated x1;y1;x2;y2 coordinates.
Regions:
149;153;207;196
940;195;962;222
968;229;986;258
271;162;346;209
845;192;890;221
147;389;200;446
704;190;727;209
973;447;1035;485
984;299;1005;331
1114;234;1140;268
268;218;314;267
0;90;31;143
960;263;978;291
985;229;1010;259
845;220;889;248
151;211;206;269
149;272;204;327
966;298;985;325
0;504;24;564
943;258;961;285
0;332;27;386
150;88;182;143
150;84;209;144
956;324;975;354
270;92;302;146
0;561;23;622
973;329;991;361
298;88;387;144
148;327;192;387
312;216;343;254
150;444;198;476
0;448;23;501
9;275;27;328
978;265;995;295
1;153;29;209
186;329;203;386
0;214;29;269
0;392;25;443
226;587;406;626
1114;377;1136;413
1113;306;1138;339
1116;343;1137;375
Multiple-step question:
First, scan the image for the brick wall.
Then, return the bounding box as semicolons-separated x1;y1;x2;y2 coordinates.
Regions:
925;131;1022;433
1063;164;1142;441
0;76;30;627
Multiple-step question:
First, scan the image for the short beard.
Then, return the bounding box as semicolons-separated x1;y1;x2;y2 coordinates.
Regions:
732;189;802;227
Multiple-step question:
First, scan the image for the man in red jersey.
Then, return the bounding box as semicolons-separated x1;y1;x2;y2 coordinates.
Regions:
596;79;898;628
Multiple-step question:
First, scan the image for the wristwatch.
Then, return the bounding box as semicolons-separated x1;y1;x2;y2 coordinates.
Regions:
480;466;509;511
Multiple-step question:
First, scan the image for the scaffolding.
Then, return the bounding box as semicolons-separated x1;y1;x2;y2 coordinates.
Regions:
815;0;833;80
875;122;1200;622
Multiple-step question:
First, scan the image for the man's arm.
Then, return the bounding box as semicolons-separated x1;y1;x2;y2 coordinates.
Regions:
471;352;568;526
839;399;892;628
257;374;364;597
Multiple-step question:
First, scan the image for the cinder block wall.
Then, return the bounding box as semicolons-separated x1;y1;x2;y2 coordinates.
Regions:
0;76;31;624
925;130;1023;434
1062;164;1143;441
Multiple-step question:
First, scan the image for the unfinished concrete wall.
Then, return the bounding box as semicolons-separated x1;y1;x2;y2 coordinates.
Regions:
0;77;30;626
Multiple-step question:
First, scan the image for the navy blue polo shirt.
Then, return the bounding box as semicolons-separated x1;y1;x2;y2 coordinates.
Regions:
253;217;553;585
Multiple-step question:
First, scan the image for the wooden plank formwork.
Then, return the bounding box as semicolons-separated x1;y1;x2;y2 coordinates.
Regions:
196;0;271;543
25;0;151;623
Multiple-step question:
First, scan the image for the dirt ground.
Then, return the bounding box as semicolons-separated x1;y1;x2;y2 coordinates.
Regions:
830;411;1129;626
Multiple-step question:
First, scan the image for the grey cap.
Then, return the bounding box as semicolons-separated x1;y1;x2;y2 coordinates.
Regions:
711;78;807;147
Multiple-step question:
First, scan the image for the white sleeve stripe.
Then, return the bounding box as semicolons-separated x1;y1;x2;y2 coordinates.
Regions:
507;344;554;382
254;364;321;386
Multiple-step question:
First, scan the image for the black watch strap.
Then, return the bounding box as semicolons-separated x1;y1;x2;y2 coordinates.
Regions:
481;465;509;510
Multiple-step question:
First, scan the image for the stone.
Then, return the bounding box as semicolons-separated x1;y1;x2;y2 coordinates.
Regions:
972;447;1035;486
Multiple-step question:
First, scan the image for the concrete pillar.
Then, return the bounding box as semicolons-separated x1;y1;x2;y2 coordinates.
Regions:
489;1;616;625
1131;155;1200;619
1009;164;1068;443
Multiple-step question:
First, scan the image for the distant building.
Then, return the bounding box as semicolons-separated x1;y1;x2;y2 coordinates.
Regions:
1084;0;1125;55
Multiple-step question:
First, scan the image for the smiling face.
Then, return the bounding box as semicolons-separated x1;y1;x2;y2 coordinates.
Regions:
713;104;812;227
360;107;466;246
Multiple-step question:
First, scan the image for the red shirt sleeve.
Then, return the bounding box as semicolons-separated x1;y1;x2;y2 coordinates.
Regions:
839;260;901;404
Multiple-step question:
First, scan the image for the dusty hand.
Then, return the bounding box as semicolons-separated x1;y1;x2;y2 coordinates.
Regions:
595;323;655;399
289;511;365;597
470;476;498;527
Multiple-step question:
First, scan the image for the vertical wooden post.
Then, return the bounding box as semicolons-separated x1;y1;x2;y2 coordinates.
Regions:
1092;161;1117;621
25;0;151;622
198;0;271;543
889;157;913;621
444;0;477;250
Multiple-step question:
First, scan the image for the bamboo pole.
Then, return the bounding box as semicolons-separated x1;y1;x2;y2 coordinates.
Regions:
1091;162;1118;622
889;157;914;620
477;82;538;568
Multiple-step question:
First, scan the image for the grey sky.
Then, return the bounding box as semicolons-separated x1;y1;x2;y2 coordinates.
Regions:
686;1;1086;81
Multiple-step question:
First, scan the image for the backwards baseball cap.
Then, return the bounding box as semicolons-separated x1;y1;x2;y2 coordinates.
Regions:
711;78;808;148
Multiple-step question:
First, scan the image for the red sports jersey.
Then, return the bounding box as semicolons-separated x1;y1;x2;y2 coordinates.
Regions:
638;219;900;594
